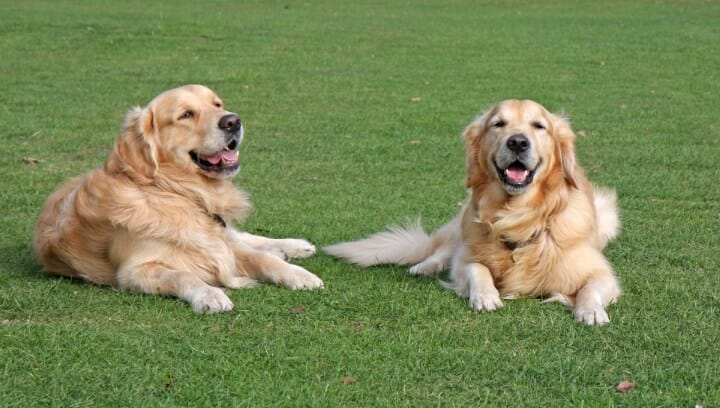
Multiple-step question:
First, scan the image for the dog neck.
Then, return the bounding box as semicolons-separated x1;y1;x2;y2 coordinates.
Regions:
470;187;547;251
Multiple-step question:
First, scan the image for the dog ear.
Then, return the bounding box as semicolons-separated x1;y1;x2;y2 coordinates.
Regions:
462;107;496;188
550;113;578;189
462;118;485;188
113;106;159;179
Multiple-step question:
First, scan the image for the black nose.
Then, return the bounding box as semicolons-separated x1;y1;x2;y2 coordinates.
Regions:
506;134;530;153
218;114;241;132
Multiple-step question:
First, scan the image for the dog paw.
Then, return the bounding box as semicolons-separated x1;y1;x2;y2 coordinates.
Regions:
574;306;610;326
188;286;234;313
281;265;324;290
278;239;316;259
468;290;503;312
409;260;443;276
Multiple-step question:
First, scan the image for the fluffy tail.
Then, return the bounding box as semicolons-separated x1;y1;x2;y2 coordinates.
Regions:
593;186;620;249
324;220;434;267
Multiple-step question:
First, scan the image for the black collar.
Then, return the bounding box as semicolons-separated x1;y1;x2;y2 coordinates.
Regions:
501;231;540;251
213;214;227;228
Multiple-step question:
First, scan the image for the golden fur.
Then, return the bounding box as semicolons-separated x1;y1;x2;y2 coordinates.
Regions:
34;85;323;312
325;100;620;325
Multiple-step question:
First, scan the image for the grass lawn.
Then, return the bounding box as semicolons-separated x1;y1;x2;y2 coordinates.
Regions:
1;0;718;406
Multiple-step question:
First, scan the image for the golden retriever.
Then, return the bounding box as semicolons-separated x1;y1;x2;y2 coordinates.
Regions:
325;99;621;325
33;85;323;312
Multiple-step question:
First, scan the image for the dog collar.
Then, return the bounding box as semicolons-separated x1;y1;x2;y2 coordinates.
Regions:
501;230;540;252
212;214;227;228
503;240;522;251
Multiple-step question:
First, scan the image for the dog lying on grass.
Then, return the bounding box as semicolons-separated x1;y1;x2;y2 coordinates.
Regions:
326;99;621;325
34;85;323;312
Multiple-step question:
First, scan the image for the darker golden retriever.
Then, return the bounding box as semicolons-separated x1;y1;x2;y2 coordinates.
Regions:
34;85;323;312
325;99;620;325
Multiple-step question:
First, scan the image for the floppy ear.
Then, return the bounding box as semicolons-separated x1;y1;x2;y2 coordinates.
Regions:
462;118;485;188
462;106;497;189
550;113;578;189
114;106;159;179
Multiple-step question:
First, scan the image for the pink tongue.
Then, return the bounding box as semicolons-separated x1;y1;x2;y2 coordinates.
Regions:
204;152;223;165
506;168;528;183
221;150;239;163
202;150;238;165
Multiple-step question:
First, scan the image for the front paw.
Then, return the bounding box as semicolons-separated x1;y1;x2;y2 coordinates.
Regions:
188;286;234;313
468;289;503;312
279;239;316;259
281;265;324;290
574;305;610;326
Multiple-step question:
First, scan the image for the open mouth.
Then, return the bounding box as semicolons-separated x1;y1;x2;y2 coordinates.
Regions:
189;133;242;176
495;160;537;190
190;145;240;176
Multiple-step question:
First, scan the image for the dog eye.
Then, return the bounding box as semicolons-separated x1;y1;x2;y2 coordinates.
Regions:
492;120;507;128
179;111;195;120
532;122;546;130
214;102;222;108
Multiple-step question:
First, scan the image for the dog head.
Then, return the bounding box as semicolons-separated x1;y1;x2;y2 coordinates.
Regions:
117;85;243;180
463;99;578;196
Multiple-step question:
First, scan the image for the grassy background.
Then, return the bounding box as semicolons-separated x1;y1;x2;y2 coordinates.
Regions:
1;0;718;406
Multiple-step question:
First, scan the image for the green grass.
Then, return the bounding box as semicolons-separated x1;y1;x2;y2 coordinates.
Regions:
1;0;719;406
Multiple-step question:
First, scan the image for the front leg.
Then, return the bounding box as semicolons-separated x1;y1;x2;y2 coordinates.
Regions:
117;261;234;313
466;262;503;312
573;268;621;326
232;241;323;290
230;230;316;260
564;246;621;326
442;246;502;312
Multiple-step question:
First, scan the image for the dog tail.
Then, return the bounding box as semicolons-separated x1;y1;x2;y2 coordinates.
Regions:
593;186;620;249
324;220;435;267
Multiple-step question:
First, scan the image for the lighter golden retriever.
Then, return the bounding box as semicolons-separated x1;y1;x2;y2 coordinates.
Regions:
325;99;621;325
34;85;323;312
